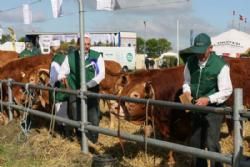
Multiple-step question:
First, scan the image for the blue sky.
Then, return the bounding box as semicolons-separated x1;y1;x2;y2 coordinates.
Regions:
0;0;249;51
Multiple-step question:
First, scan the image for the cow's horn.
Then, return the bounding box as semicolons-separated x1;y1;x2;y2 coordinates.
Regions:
38;68;49;74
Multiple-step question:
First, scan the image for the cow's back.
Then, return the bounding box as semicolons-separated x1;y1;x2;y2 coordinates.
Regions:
0;54;52;81
224;57;250;107
0;51;19;67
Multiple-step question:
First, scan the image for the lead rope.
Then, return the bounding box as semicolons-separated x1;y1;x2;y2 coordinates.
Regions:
144;99;150;164
151;103;156;167
18;83;32;142
48;88;56;139
144;82;156;167
0;82;3;112
117;96;125;155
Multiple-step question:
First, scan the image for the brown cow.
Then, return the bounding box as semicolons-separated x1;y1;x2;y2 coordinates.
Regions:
111;66;188;165
223;57;250;135
113;57;250;165
223;57;250;107
0;58;124;126
0;54;52;123
106;69;163;128
114;66;187;135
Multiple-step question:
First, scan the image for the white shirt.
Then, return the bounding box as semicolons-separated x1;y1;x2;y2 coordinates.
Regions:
59;51;105;85
49;61;62;87
183;59;233;105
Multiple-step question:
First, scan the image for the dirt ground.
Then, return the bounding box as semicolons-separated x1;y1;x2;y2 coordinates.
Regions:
0;110;250;167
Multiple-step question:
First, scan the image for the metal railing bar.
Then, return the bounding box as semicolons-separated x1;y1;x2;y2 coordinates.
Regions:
4;80;233;115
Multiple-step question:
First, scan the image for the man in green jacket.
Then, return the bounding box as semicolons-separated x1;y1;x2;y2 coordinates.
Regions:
59;34;105;144
19;39;41;58
49;40;72;138
182;33;232;167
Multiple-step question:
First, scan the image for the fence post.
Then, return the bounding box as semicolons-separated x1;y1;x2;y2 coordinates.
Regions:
233;88;243;167
78;0;88;153
7;79;13;121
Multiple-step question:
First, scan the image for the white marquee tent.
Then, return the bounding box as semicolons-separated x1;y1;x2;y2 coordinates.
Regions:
211;29;250;57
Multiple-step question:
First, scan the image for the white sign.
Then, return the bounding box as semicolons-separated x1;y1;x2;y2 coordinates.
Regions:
39;35;53;54
0;42;25;53
92;46;136;70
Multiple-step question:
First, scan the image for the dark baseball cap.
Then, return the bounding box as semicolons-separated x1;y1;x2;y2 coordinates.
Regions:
188;33;211;54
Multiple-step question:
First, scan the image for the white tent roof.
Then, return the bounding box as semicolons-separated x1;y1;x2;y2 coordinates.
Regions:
211;29;250;57
159;51;178;59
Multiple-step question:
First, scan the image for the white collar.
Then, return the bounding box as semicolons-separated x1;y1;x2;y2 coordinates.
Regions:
78;50;89;60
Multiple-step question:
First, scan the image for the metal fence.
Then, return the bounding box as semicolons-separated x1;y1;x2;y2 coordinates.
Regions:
0;79;249;167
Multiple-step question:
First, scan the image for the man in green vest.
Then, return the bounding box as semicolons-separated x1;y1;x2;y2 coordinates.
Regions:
59;33;105;144
19;38;41;58
182;33;232;167
49;40;72;139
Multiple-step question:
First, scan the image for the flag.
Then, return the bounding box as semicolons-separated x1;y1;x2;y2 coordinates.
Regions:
51;0;63;18
245;18;247;23
239;15;243;21
23;4;32;24
96;0;120;11
233;10;235;16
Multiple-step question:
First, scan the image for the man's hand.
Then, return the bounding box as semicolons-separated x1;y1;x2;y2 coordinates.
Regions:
87;80;98;89
61;78;69;88
195;97;210;106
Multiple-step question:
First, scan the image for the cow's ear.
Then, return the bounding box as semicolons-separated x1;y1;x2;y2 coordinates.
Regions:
121;75;128;85
20;71;26;78
38;69;50;85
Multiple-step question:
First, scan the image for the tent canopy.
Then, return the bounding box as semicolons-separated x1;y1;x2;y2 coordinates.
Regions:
211;29;250;57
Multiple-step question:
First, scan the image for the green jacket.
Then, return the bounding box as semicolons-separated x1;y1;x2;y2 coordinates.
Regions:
50;52;68;102
67;49;101;90
19;47;41;58
19;49;33;58
187;53;226;99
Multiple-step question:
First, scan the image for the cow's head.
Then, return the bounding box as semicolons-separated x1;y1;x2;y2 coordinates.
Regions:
116;79;156;123
16;68;50;110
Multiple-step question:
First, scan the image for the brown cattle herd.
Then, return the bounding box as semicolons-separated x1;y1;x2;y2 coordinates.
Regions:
0;51;249;165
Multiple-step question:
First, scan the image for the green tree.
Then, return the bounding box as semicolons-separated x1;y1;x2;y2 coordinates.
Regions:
18;37;25;42
0;34;11;44
146;38;158;57
157;38;172;55
145;38;172;57
136;37;145;54
69;39;76;45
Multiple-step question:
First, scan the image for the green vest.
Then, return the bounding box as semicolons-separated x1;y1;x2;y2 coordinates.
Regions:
19;48;41;58
32;47;41;55
50;52;68;102
67;49;101;90
187;53;226;99
19;49;33;58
